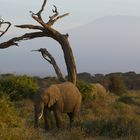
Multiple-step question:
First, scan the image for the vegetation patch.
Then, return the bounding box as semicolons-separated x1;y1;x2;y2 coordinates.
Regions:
83;115;140;138
118;95;135;104
77;80;93;102
0;75;140;139
0;75;38;100
108;75;127;95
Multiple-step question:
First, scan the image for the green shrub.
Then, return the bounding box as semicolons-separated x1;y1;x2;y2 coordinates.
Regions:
118;95;135;104
0;96;48;140
0;96;21;128
0;75;38;100
76;80;93;102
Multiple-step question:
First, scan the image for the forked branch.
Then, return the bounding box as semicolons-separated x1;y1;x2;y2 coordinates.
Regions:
30;1;69;27
0;18;11;37
49;5;59;19
47;10;69;26
36;0;47;18
47;5;69;26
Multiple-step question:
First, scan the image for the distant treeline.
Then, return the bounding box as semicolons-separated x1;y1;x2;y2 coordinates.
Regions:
77;71;140;90
1;71;140;91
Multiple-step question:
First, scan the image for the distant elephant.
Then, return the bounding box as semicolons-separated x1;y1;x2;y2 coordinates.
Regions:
34;82;82;131
90;83;107;99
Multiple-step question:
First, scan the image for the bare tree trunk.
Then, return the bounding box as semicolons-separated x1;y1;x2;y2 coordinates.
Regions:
58;36;77;85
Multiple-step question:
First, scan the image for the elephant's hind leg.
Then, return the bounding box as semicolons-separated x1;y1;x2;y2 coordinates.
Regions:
73;104;81;126
67;112;74;128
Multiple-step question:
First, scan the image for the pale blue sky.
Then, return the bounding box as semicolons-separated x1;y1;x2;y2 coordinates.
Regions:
1;0;140;76
1;0;140;31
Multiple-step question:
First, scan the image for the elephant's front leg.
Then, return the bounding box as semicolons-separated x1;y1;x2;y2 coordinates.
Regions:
54;110;63;128
43;107;51;131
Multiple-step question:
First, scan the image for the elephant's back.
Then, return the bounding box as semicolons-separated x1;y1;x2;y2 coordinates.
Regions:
95;83;106;94
58;82;81;97
57;82;81;112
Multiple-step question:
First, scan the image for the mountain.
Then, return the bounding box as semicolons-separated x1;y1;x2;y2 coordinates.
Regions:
1;15;140;76
69;15;140;74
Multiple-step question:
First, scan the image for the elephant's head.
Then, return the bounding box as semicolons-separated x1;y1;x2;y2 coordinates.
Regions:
34;85;61;128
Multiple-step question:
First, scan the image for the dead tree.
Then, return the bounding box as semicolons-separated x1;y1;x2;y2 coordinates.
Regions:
32;48;65;82
0;0;77;85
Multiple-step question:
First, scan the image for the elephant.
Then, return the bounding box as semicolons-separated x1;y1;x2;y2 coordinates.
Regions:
90;83;107;99
34;82;82;131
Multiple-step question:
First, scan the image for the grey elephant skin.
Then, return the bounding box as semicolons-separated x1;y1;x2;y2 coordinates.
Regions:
34;82;82;131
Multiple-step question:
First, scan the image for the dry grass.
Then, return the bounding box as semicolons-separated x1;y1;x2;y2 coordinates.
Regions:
0;90;140;140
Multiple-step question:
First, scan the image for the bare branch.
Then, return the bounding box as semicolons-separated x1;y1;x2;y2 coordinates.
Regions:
47;5;69;26
15;24;44;31
30;1;69;28
47;13;69;26
49;5;59;20
0;18;11;37
29;0;47;27
36;0;47;18
31;49;51;63
0;32;48;49
32;48;65;82
58;13;69;19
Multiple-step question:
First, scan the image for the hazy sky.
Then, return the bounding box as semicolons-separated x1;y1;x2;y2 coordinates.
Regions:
1;0;140;76
1;0;140;30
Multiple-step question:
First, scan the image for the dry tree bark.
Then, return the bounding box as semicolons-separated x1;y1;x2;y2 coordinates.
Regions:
0;0;77;85
32;48;65;82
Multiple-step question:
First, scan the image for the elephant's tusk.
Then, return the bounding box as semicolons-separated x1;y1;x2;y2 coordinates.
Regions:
38;104;44;120
39;112;43;120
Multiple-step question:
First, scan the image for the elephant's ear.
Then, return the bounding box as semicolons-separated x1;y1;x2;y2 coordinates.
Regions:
48;85;60;108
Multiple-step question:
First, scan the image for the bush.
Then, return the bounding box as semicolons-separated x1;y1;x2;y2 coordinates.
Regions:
0;96;48;140
0;95;21;128
83;115;140;138
82;95;140;138
113;102;134;116
0;75;38;100
118;95;135;104
76;80;93;102
108;75;127;95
